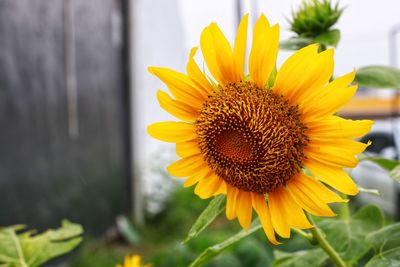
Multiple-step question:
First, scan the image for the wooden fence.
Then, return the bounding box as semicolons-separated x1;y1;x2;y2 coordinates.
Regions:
0;0;131;234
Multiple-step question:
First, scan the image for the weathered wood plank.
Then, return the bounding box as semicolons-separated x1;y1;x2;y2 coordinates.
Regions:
0;0;129;234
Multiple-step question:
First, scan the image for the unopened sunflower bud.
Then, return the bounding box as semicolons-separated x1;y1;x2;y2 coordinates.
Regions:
290;0;343;38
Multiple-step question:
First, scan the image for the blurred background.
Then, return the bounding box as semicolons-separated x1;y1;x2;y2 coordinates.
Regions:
1;0;399;266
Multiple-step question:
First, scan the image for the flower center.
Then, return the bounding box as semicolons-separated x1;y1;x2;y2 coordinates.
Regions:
195;81;309;194
214;130;253;161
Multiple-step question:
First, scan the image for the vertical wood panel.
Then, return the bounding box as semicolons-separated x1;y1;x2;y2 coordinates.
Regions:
0;0;129;234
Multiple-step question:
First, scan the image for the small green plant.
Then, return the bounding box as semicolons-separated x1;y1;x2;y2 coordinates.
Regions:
0;220;83;267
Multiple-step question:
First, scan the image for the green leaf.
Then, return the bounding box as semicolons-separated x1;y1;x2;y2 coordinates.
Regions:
272;249;328;267
367;223;400;252
116;215;140;245
355;66;400;89
314;29;341;47
359;155;400;171
267;65;278;88
365;248;400;267
365;223;400;266
188;219;262;267
389;165;400;183
318;205;384;266
279;37;313;50
358;187;380;196
236;238;274;267
183;195;225;243
0;220;83;267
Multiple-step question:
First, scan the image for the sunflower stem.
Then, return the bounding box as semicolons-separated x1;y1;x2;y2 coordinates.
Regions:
292;228;313;242
306;213;347;267
339;193;350;221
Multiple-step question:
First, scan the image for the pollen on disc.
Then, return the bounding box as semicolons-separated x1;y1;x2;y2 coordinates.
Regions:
195;81;309;194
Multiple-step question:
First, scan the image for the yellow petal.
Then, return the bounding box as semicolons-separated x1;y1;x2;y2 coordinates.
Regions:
184;176;201;187
167;154;208;177
306;139;370;168
226;185;239;220
287;174;336;216
184;166;211;187
236;191;253;229
200;27;223;84
305;159;359;195
293;172;346;203
274;45;334;106
269;187;312;237
268;188;290;238
251;192;280;245
148;67;206;109
306;116;374;139
183;168;212;187
195;173;224;199
249;15;280;88
184;175;203;187
291;49;335;107
176;139;201;157
310;139;370;155
186;47;214;95
302;70;358;119
148;122;196;142
213;180;227;195
273;44;317;94
200;23;238;85
233;14;249;81
157;90;199;122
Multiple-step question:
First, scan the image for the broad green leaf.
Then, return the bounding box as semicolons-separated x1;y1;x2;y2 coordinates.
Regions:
367;223;400;252
314;29;341;47
272;249;328;267
318;205;384;266
183;195;225;243
355;65;400;89
365;248;400;267
235;238;274;267
389;165;400;183
0;220;83;267
279;37;313;50
188;219;262;267
359;155;400;171
365;223;400;267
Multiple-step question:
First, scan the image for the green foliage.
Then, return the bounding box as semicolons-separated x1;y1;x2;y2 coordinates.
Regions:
272;249;328;267
235;238;274;267
314;29;341;47
365;223;400;266
271;205;387;267
184;195;226;243
188;219;262;267
359;155;400;184
116;215;140;245
289;0;343;38
360;155;400;171
317;205;384;266
280;37;314;51
69;240;124;267
389;165;400;183
146;184;209;241
0;220;83;267
267;66;278;88
355;65;400;89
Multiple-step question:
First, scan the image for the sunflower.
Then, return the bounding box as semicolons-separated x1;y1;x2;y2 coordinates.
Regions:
147;14;373;244
116;255;151;267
